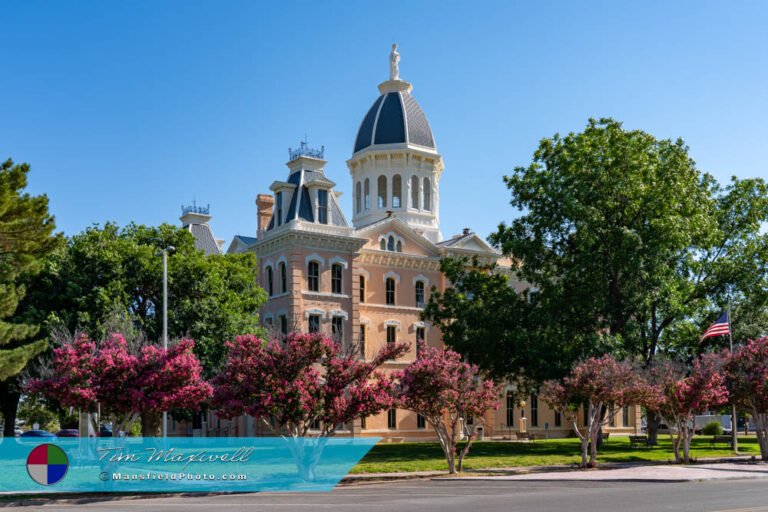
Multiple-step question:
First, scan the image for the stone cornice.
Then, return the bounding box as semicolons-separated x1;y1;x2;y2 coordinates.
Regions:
358;250;441;271
254;229;366;256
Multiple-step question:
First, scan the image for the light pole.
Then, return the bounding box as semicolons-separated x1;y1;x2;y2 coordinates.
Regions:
158;245;175;438
728;303;738;452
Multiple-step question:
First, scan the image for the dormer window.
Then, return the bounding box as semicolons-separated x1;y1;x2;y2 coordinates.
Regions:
276;191;283;226
387;236;395;251
318;189;328;224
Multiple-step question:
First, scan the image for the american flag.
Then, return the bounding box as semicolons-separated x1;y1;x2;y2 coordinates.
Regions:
700;312;730;342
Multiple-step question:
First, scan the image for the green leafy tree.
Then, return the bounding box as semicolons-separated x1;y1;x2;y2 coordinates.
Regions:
22;222;267;373
0;159;61;436
489;118;767;365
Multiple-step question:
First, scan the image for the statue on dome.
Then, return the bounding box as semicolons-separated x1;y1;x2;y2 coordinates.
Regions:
389;43;400;81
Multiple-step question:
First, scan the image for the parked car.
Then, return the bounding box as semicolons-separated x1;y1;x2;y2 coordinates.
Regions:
19;429;57;439
56;429;79;438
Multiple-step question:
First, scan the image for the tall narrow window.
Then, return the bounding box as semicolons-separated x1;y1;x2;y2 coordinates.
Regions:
555;410;562;427
386;278;396;305
331;264;343;294
359;275;365;302
308;314;320;334
423;178;431;211
415;281;425;306
387;236;395;251
386;325;396;346
410;175;419;208
279;315;288;336
332;316;343;343
416;327;425;357
392;174;402;208
377;175;387;208
417;414;426;429
530;394;539;427
308;261;319;292
396;240;402;252
506;392;515;427
355;181;362;213
609;403;616;427
317;189;328;224
379;239;386;250
364;178;370;210
359;325;366;358
266;266;274;296
279;262;287;294
623;405;630;426
276;191;283;226
387;409;397;429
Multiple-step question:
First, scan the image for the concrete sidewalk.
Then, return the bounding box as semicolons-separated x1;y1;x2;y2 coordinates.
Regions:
440;462;768;482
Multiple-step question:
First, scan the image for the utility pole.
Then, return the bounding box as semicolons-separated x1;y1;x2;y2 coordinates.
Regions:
158;246;175;438
729;303;738;452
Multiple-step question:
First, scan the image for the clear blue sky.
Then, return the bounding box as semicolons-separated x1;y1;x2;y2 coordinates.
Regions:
2;1;766;245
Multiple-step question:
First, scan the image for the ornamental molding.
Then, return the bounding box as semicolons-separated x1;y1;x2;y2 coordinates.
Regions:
305;253;325;267
328;256;349;269
305;308;326;319
383;271;401;283
254;229;367;256
329;309;349;320
358;251;441;271
412;274;429;286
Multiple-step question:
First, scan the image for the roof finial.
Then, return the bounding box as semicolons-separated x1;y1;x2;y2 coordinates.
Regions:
389;43;400;81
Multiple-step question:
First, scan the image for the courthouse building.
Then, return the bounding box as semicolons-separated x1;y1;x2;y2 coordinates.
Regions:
205;47;641;440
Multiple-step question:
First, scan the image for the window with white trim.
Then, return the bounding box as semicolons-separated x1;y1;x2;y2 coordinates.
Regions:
364;178;370;210
308;314;321;334
392;174;402;208
266;266;274;296
308;261;319;292
276;191;283;226
331;263;343;294
386;278;396;305
410;175;419;208
279;262;287;294
377;175;387;208
423;177;431;211
386;325;396;346
387;409;397;429
415;281;425;306
355;181;362;214
332;316;343;343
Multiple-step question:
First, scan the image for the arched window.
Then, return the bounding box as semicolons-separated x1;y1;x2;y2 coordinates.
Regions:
410;175;419;209
331;264;343;294
392;174;402;208
308;261;319;292
266;266;274;296
377;175;387;208
387;236;395;251
415;281;425;306
364;178;370;210
380;239;386;250
423;178;431;211
355;181;362;214
279;262;287;293
385;278;396;305
396;240;402;252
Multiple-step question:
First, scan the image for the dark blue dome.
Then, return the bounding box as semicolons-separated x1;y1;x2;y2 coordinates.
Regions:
354;91;435;153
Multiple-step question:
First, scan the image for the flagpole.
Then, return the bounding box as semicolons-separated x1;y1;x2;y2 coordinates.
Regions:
728;302;738;452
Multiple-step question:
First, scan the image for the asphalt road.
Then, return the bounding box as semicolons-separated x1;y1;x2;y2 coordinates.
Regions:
6;478;768;512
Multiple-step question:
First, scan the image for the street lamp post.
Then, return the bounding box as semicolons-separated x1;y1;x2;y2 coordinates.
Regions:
158;246;175;438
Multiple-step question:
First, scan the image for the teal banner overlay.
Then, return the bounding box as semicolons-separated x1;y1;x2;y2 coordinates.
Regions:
0;437;379;493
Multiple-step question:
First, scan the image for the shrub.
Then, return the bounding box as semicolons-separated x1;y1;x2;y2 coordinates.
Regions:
701;421;723;436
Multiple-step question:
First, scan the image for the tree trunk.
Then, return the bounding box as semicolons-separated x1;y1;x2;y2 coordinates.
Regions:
647;412;661;445
141;411;162;437
580;438;589;468
752;410;768;461
0;378;21;437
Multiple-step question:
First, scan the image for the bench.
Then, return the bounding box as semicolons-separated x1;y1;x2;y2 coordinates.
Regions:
710;435;733;448
629;435;649;448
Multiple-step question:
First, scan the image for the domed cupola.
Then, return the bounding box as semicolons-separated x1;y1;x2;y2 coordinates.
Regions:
347;45;444;243
353;82;436;153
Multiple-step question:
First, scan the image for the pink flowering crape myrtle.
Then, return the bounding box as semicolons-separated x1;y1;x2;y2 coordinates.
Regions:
28;333;212;437
725;337;768;460
397;346;500;474
642;354;729;464
541;354;641;468
212;332;409;438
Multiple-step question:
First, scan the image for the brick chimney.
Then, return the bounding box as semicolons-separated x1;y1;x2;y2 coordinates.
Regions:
256;194;275;239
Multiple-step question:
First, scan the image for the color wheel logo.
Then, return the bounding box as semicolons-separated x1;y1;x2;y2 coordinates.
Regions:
27;444;69;486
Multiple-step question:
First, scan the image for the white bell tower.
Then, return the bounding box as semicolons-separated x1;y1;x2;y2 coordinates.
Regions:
347;45;444;242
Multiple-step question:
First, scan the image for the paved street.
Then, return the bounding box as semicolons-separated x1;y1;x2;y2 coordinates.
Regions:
6;475;768;512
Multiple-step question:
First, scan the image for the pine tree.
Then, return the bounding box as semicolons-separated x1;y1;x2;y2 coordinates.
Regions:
0;159;60;381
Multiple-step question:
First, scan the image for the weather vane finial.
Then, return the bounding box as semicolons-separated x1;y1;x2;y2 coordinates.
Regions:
389;43;400;81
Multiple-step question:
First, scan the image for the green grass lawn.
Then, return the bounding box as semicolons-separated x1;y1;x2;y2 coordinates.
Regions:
351;436;762;474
